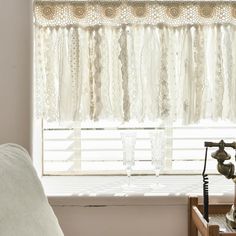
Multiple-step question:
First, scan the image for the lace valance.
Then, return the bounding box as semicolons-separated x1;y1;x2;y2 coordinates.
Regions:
34;1;236;27
34;1;236;124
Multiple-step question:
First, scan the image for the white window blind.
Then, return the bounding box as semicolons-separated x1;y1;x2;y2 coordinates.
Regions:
43;121;236;175
171;125;236;173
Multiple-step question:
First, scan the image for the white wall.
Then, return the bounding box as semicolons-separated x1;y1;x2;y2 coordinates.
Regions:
52;205;188;236
0;0;32;152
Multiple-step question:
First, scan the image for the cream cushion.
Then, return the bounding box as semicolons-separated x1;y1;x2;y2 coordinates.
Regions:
0;143;64;236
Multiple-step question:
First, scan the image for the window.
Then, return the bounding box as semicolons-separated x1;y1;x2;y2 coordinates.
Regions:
42;120;236;175
34;1;236;176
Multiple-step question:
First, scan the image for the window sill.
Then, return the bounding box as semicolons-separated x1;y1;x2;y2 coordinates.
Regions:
41;175;235;206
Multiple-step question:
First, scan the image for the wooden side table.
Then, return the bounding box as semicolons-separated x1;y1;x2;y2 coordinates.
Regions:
188;197;236;236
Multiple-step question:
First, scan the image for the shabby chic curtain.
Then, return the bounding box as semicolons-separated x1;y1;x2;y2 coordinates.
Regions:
34;1;236;124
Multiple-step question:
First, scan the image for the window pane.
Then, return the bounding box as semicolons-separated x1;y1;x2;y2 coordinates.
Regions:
43;120;236;175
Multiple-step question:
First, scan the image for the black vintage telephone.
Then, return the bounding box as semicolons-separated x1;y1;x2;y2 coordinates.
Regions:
203;140;236;228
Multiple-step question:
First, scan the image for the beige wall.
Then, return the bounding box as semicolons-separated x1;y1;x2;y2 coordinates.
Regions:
0;0;32;152
52;205;188;236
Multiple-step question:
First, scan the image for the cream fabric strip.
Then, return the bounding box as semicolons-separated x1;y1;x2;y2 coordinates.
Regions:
119;25;130;121
93;27;102;121
88;28;95;120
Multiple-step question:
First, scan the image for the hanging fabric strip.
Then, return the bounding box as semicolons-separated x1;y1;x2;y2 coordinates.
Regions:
214;26;224;119
88;28;95;120
69;27;80;121
93;26;102;121
159;26;170;119
193;26;204;123
119;25;130;122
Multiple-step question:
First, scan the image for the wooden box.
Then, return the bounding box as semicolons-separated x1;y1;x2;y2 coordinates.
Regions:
189;197;236;236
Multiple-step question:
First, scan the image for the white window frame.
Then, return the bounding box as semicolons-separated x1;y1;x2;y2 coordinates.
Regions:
33;119;43;177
